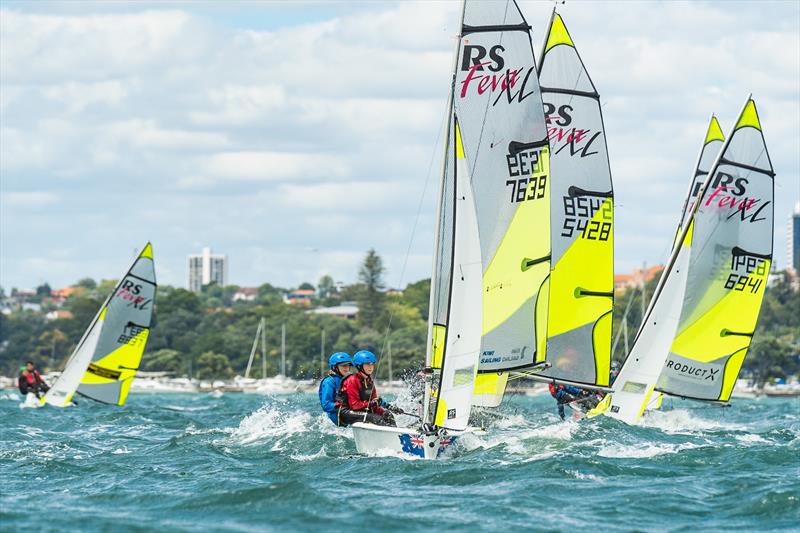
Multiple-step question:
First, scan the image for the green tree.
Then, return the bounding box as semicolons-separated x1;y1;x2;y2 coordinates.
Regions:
144;349;184;373
35;283;52;296
401;278;430;320
76;278;97;290
318;275;335;299
298;282;315;291
357;249;386;329
196;351;234;380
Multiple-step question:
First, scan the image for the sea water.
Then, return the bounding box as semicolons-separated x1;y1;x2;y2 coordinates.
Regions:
1;391;797;531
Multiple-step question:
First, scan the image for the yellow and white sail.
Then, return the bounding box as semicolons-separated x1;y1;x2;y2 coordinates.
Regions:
42;244;157;407
530;11;614;389
604;98;774;424
427;0;551;417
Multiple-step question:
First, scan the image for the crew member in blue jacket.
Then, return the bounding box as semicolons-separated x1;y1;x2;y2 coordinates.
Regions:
548;382;584;421
318;352;352;425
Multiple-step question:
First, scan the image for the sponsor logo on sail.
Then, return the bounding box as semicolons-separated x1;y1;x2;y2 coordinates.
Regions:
665;359;719;381
458;44;537;105
543;102;602;158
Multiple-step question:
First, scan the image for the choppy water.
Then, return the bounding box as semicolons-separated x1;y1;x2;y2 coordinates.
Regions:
1;390;798;531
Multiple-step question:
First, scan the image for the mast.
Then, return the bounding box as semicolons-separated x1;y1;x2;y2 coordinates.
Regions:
423;0;466;426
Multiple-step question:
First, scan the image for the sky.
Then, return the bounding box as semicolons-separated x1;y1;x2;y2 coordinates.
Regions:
1;0;798;291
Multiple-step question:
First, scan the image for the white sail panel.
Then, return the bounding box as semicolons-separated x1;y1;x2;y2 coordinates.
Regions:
432;120;483;430
41;309;105;407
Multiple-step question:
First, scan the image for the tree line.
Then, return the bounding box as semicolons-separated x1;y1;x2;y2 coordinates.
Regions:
0;251;797;385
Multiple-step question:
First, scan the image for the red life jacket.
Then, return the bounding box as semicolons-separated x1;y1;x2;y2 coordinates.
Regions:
23;370;42;385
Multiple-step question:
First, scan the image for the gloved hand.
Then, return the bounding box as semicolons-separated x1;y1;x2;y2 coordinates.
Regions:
387;404;405;415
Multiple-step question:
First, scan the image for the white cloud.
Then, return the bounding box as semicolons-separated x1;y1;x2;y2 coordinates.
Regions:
0;191;59;208
0;1;797;290
41;79;128;113
205;151;349;181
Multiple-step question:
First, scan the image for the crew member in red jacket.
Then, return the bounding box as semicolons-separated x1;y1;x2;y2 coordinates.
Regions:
18;360;49;398
336;350;401;427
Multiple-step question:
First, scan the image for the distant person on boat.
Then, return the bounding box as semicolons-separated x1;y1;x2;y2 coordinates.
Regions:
548;382;584;421
18;361;49;398
609;361;620;385
319;352;353;425
337;350;402;427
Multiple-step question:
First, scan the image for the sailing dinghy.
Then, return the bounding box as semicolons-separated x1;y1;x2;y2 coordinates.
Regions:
41;243;157;407
594;98;774;424
519;11;616;416
352;0;550;458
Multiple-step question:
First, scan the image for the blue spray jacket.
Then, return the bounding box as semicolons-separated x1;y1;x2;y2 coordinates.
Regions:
318;374;343;425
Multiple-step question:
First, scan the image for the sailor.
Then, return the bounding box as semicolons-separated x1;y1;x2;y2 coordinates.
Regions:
18;361;49;398
548;382;583;421
337;350;402;427
318;352;353;425
609;361;621;385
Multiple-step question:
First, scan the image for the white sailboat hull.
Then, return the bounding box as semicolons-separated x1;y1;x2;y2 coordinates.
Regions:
19;392;42;409
351;423;461;460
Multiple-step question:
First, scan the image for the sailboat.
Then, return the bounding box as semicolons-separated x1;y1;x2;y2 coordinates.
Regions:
40;243;157;407
472;11;615;411
639;116;727;413
595;98;774;424
352;0;549;458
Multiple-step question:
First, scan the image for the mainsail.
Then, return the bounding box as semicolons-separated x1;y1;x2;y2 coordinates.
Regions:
604;98;774;423
672;116;726;249
532;11;614;388
428;0;550;423
42;244;157;407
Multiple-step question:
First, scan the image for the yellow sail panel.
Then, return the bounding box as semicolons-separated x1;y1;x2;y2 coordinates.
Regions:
544;13;574;54
659;258;770;400
431;324;446;369
705;116;725;145
482;147;551;336
735;99;761;131
471;372;509;407
79;329;150;405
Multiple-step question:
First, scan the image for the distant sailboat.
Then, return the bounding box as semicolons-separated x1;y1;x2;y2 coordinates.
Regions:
41;244;157;407
352;0;549;458
596;98;774;424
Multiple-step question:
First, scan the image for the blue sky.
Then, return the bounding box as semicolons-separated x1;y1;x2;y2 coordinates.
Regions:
1;1;798;291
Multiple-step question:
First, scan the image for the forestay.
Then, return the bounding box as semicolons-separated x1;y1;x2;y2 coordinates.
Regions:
605;98;774;423
533;11;614;388
43;244;157;407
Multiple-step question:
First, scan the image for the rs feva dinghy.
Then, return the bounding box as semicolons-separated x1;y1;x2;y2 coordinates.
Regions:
351;0;550;458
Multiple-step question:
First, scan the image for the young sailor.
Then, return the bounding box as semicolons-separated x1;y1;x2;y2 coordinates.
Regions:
18;361;49;398
337;350;401;427
548;382;584;421
319;352;353;425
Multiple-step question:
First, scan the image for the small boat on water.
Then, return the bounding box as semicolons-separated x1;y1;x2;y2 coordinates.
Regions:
352;0;550;458
39;243;157;408
595;98;775;424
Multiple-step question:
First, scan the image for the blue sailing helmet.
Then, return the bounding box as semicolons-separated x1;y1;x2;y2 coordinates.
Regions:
353;350;377;366
328;352;352;368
